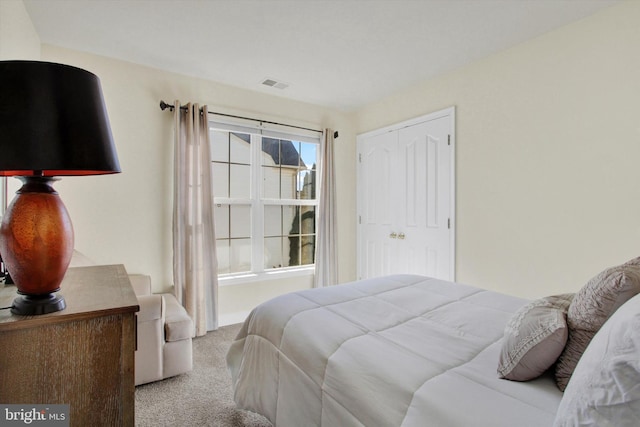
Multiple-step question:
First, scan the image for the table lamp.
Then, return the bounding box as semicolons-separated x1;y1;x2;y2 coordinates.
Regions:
0;61;121;315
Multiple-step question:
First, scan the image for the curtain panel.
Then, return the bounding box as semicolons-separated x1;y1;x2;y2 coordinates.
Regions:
173;101;218;335
314;128;338;287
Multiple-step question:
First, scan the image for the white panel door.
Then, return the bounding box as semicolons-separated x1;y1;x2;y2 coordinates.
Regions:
395;116;451;278
357;108;455;281
358;130;399;278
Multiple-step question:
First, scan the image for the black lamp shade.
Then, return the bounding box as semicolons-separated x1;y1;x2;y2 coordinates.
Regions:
0;60;120;176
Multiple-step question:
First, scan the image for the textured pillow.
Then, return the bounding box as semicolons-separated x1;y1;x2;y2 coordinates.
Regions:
553;293;640;427
555;256;640;391
498;293;573;381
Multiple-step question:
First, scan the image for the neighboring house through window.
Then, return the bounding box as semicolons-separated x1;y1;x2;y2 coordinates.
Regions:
210;120;319;280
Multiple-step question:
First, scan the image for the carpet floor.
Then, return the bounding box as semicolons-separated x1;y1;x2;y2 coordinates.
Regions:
135;323;272;427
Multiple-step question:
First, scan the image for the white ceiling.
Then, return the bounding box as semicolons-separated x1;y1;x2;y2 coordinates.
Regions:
23;0;619;112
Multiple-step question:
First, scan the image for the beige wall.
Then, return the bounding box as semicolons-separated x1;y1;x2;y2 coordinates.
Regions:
0;0;40;60
356;1;640;299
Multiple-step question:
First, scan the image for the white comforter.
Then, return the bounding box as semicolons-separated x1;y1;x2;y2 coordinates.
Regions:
227;275;563;426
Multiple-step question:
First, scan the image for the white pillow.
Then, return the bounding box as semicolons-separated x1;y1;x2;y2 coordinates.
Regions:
553;293;640;427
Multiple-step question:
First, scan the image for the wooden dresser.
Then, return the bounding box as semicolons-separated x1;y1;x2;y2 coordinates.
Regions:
0;264;139;426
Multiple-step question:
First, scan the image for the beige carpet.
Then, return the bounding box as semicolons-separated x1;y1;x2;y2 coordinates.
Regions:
135;323;272;427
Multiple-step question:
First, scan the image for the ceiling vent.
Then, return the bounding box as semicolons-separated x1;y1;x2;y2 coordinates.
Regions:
261;78;289;90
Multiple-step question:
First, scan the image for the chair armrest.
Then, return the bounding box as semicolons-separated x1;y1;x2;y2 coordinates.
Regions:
162;293;194;341
136;294;164;323
129;274;152;296
135;294;164;385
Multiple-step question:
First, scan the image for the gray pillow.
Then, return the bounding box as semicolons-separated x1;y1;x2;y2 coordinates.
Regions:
555;257;640;391
498;294;573;381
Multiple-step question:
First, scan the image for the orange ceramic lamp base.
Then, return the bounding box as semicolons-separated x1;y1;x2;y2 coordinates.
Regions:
0;176;74;315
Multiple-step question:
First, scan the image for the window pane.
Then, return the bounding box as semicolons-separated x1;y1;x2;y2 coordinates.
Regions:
264;205;282;237
284;235;300;267
280;140;301;168
230;238;251;273
212;163;229;198
230;205;251;238
298;169;315;199
280;166;297;199
282;205;298;235
300;142;317;170
262;166;280;199
230;132;251;164
262;138;280;166
264;236;283;269
216;240;231;274
301;235;315;265
211;130;229;162
300;206;315;235
229;164;250;198
214;204;229;239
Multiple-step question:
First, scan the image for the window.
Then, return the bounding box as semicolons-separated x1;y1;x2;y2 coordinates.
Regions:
210;120;319;279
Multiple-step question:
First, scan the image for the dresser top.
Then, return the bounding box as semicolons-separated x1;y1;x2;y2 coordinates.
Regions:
0;264;139;331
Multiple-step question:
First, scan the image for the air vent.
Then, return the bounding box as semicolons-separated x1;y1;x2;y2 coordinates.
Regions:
261;78;289;90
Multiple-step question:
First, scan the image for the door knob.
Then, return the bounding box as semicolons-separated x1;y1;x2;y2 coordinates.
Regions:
398;232;405;240
389;232;397;239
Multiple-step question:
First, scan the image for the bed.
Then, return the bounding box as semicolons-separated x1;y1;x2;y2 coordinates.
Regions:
227;271;640;427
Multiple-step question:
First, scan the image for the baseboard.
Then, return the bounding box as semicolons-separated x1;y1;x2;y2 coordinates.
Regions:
219;310;250;327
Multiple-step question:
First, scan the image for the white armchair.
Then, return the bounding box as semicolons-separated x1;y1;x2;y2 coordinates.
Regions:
68;252;193;385
129;274;193;386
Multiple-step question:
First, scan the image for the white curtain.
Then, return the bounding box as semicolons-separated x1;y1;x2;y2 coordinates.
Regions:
173;101;218;335
314;129;338;287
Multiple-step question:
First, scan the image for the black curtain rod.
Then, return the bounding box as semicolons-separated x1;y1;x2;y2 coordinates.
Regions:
159;100;338;139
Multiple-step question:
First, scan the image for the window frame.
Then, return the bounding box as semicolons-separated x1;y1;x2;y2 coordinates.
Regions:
209;119;321;285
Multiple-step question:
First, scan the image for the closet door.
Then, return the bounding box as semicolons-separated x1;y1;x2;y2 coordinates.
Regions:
357;108;455;281
395;116;451;278
357;130;400;278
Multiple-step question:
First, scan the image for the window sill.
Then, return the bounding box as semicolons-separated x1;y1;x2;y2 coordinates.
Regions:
218;266;314;287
